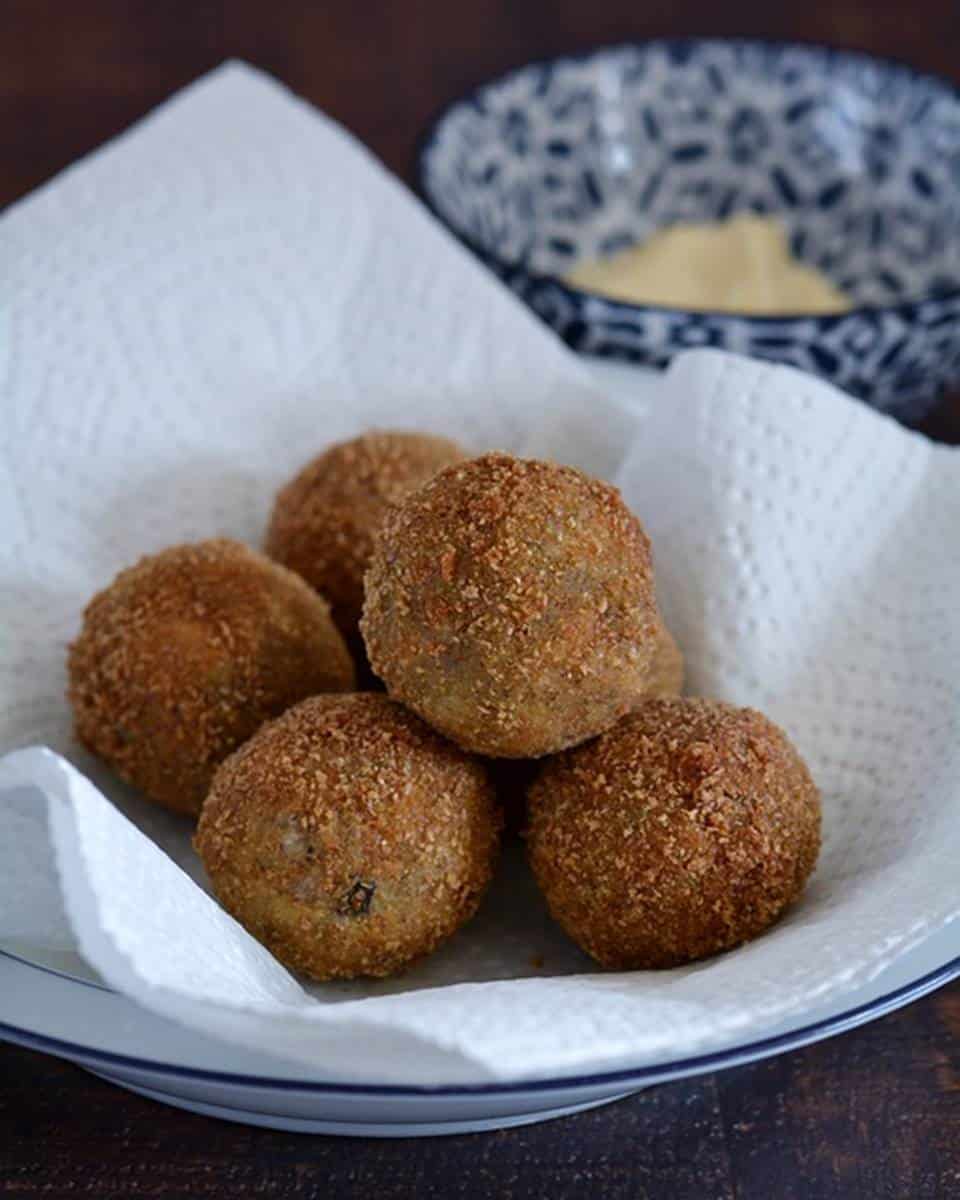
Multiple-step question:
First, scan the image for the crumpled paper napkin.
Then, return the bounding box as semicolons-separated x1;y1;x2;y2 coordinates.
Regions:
1;62;958;1086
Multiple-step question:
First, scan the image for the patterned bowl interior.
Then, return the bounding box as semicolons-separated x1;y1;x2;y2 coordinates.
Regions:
422;41;960;309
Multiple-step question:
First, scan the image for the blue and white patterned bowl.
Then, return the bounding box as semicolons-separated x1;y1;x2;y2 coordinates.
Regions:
418;39;960;420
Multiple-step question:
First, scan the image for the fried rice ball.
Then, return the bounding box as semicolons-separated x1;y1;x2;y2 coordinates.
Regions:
195;693;501;980
362;453;660;758
265;432;467;655
527;697;820;969
68;539;355;817
644;622;685;698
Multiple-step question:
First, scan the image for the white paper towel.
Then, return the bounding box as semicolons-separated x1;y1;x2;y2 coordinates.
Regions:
1;62;958;1086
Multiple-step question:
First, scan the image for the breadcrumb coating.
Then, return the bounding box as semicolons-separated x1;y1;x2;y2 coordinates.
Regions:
195;693;501;980
645;623;685;697
362;453;660;757
68;539;355;816
527;697;821;969
265;432;466;655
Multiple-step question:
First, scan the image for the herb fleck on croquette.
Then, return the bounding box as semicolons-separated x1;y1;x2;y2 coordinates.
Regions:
195;693;501;980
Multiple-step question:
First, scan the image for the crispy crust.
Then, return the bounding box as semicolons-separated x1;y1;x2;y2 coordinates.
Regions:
68;539;355;816
644;623;685;698
362;453;660;757
527;697;821;969
265;432;466;652
195;693;501;980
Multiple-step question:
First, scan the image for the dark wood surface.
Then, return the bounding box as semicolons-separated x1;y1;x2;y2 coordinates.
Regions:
3;983;960;1199
3;2;960;1196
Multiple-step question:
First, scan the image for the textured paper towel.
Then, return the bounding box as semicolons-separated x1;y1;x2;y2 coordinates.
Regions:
1;63;958;1085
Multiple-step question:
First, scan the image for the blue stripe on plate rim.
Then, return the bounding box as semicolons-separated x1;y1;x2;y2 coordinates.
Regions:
1;944;957;1097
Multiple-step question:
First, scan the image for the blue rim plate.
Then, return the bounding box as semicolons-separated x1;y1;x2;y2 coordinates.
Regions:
2;938;957;1098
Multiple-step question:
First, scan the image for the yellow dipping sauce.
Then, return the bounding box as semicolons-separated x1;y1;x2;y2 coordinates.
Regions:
564;214;852;315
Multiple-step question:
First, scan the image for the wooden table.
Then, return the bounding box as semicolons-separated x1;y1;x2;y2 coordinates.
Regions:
2;2;959;1195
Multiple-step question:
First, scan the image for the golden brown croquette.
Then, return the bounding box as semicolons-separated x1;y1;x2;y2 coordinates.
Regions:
644;623;685;697
195;693;501;980
485;630;681;822
527;697;820;969
68;539;355;817
265;432;466;655
362;453;660;758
